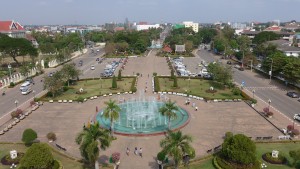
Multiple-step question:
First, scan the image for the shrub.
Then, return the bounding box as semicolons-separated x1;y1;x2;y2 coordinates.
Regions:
225;132;233;139
117;70;122;81
19;143;54;169
251;99;257;104
266;111;273;117
46;132;57;141
22;128;37;146
263;107;269;113
76;96;84;102
231;87;241;95
11;109;23;118
292;129;300;136
9;82;15;87
240;90;251;100
130;77;137;92
111;75;117;89
111;152;120;163
173;76;178;88
153;72;157;77
287;125;294;131
170;70;175;79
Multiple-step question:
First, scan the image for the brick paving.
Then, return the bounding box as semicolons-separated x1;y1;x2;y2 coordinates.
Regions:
0;50;292;169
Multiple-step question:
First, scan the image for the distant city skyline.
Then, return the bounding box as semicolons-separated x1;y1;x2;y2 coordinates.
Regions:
1;0;300;25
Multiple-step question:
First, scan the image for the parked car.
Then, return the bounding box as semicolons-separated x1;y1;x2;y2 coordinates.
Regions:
90;65;95;70
239;67;245;71
227;61;232;65
234;64;241;69
25;78;34;84
96;58;100;61
287;91;299;98
203;74;213;80
294;114;300;121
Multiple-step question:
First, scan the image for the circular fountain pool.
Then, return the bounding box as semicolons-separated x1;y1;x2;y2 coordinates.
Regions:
96;99;189;136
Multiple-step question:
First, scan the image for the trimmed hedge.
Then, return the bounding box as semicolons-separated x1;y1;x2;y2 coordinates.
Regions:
130;77;137;92
154;76;160;92
241;90;251;100
216;156;260;169
213;156;223;169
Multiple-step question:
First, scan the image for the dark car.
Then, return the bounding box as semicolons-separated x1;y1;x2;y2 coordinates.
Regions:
203;74;213;80
287;91;299;98
239;67;245;71
227;61;232;65
96;58;100;61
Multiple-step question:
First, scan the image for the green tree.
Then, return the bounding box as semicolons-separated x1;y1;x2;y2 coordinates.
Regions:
170;69;175;79
117;70;122;81
253;31;279;44
112;75;117;89
0;34;38;66
20;143;54;169
22;128;37;146
237;35;251;54
76;122;111;169
261;52;288;76
160;131;195;169
103;99;121;136
61;63;81;86
207;63;233;86
159;100;178;129
19;64;31;78
43;71;64;97
283;58;300;84
221;133;256;166
173;76;178;88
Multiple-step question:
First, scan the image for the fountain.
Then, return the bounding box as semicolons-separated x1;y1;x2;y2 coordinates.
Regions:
96;92;189;135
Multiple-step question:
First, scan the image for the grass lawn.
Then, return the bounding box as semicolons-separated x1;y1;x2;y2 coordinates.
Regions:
167;142;300;169
158;77;243;100
0;143;114;169
43;77;135;101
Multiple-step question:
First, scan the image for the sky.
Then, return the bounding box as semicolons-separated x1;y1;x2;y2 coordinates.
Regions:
0;0;300;25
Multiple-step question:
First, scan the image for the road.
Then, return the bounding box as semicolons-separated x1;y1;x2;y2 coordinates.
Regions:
195;49;300;120
0;47;107;123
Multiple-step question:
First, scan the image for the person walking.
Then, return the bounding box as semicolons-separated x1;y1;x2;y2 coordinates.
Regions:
139;148;143;158
126;147;130;156
134;147;138;155
195;106;198;111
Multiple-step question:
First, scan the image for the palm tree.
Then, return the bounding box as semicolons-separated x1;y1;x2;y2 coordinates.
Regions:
76;122;111;169
160;131;195;169
159;100;178;129
103;99;121;136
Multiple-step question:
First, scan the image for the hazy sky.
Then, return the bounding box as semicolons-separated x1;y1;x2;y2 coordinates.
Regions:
1;0;300;25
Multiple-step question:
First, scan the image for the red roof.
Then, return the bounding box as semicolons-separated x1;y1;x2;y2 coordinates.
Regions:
163;45;172;53
0;21;25;32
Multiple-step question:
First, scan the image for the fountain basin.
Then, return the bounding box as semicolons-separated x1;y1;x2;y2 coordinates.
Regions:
96;101;189;136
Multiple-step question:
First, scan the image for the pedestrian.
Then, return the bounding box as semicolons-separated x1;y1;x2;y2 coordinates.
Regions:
148;74;149;78
141;74;143;77
192;102;195;107
139;148;143;157
126;147;130;156
134;147;138;155
185;100;188;105
195;107;198;111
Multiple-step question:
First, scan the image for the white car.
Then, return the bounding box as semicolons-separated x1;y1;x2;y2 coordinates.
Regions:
294;114;300;121
90;65;95;70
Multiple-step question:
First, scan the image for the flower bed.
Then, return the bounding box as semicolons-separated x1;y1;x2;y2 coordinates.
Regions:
262;152;287;164
1;153;24;165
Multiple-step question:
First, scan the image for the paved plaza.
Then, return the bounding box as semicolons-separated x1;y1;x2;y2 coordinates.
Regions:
0;50;286;169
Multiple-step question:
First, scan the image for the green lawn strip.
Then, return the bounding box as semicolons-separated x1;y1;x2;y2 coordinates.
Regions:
0;143;113;169
158;77;243;100
44;78;134;101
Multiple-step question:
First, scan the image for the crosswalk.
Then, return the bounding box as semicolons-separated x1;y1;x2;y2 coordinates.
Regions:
244;86;286;91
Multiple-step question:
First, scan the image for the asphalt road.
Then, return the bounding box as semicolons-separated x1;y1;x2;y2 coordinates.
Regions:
0;47;106;122
195;49;300;120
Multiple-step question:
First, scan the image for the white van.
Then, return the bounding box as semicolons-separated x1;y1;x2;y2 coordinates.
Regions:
20;81;32;95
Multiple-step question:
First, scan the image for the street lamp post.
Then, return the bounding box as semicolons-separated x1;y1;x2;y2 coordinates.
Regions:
14;100;19;109
269;58;273;83
293;114;296;129
188;76;191;93
252;90;255;99
268;99;271;109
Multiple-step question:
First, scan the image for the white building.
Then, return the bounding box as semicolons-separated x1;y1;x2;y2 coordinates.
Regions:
183;21;199;33
136;24;160;31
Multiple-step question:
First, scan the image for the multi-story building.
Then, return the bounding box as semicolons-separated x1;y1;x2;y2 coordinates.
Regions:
182;21;199;33
135;24;160;31
0;20;25;38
